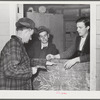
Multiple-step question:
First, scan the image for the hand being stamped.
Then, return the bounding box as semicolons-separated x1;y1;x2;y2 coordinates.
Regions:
32;67;38;75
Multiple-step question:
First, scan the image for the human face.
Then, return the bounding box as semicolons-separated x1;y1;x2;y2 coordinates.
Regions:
22;28;34;43
77;22;89;37
39;31;49;44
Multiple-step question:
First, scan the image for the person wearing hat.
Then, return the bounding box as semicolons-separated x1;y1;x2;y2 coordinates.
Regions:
27;26;59;59
26;26;59;89
0;17;38;90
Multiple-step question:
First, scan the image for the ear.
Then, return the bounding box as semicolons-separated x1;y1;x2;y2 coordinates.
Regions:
30;29;34;35
86;26;90;31
32;29;34;33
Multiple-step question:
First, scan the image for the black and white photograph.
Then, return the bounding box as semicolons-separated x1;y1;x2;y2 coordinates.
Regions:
0;0;99;99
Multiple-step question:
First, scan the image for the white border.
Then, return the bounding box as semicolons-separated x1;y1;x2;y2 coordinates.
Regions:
0;1;98;99
90;3;96;91
9;4;17;36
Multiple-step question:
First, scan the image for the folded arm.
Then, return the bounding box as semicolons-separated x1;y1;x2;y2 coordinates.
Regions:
3;42;32;80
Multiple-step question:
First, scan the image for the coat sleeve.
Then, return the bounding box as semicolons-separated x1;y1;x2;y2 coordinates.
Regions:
80;54;90;62
51;44;59;55
26;43;35;59
3;40;32;80
60;35;90;62
60;37;77;59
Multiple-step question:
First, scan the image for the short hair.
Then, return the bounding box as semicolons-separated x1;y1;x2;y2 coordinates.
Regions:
76;17;90;27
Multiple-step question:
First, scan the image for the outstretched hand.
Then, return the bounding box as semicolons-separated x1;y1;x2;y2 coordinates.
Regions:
64;57;80;70
46;54;60;60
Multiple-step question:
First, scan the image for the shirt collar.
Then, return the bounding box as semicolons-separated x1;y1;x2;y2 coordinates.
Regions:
81;33;88;39
41;42;48;49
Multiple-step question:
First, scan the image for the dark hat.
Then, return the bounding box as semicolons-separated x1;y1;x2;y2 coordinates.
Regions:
16;17;35;29
38;26;50;35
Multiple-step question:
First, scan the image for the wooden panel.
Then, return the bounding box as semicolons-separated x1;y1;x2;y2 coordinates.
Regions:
96;5;100;91
96;5;100;19
96;77;100;90
81;8;90;17
96;21;100;34
65;21;76;32
49;14;64;53
63;9;79;20
96;49;100;62
96;62;100;90
27;12;49;28
96;35;100;48
96;62;100;76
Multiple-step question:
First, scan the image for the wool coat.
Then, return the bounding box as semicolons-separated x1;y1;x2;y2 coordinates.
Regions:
0;35;32;90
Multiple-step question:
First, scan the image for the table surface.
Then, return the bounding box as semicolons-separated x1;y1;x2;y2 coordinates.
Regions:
32;59;90;91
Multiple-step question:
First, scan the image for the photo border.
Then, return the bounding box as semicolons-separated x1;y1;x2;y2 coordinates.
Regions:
0;0;98;99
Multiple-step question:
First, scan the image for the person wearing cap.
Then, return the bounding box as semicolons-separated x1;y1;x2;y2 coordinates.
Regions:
46;17;90;70
26;26;59;89
27;26;59;59
0;17;38;90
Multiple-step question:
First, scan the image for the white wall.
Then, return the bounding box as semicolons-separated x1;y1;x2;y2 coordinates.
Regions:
0;4;10;51
0;4;17;52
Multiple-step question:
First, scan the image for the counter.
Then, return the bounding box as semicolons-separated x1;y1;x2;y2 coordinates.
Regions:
31;59;90;90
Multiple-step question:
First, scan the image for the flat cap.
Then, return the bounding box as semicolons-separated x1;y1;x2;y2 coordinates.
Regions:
16;17;35;29
38;26;50;35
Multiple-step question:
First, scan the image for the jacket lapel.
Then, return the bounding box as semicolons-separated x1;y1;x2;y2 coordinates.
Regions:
76;36;81;50
81;33;89;52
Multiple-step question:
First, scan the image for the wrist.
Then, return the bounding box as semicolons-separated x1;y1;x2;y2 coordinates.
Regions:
75;57;80;63
54;54;60;59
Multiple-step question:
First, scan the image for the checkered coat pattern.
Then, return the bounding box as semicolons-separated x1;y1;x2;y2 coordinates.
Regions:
0;35;32;90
